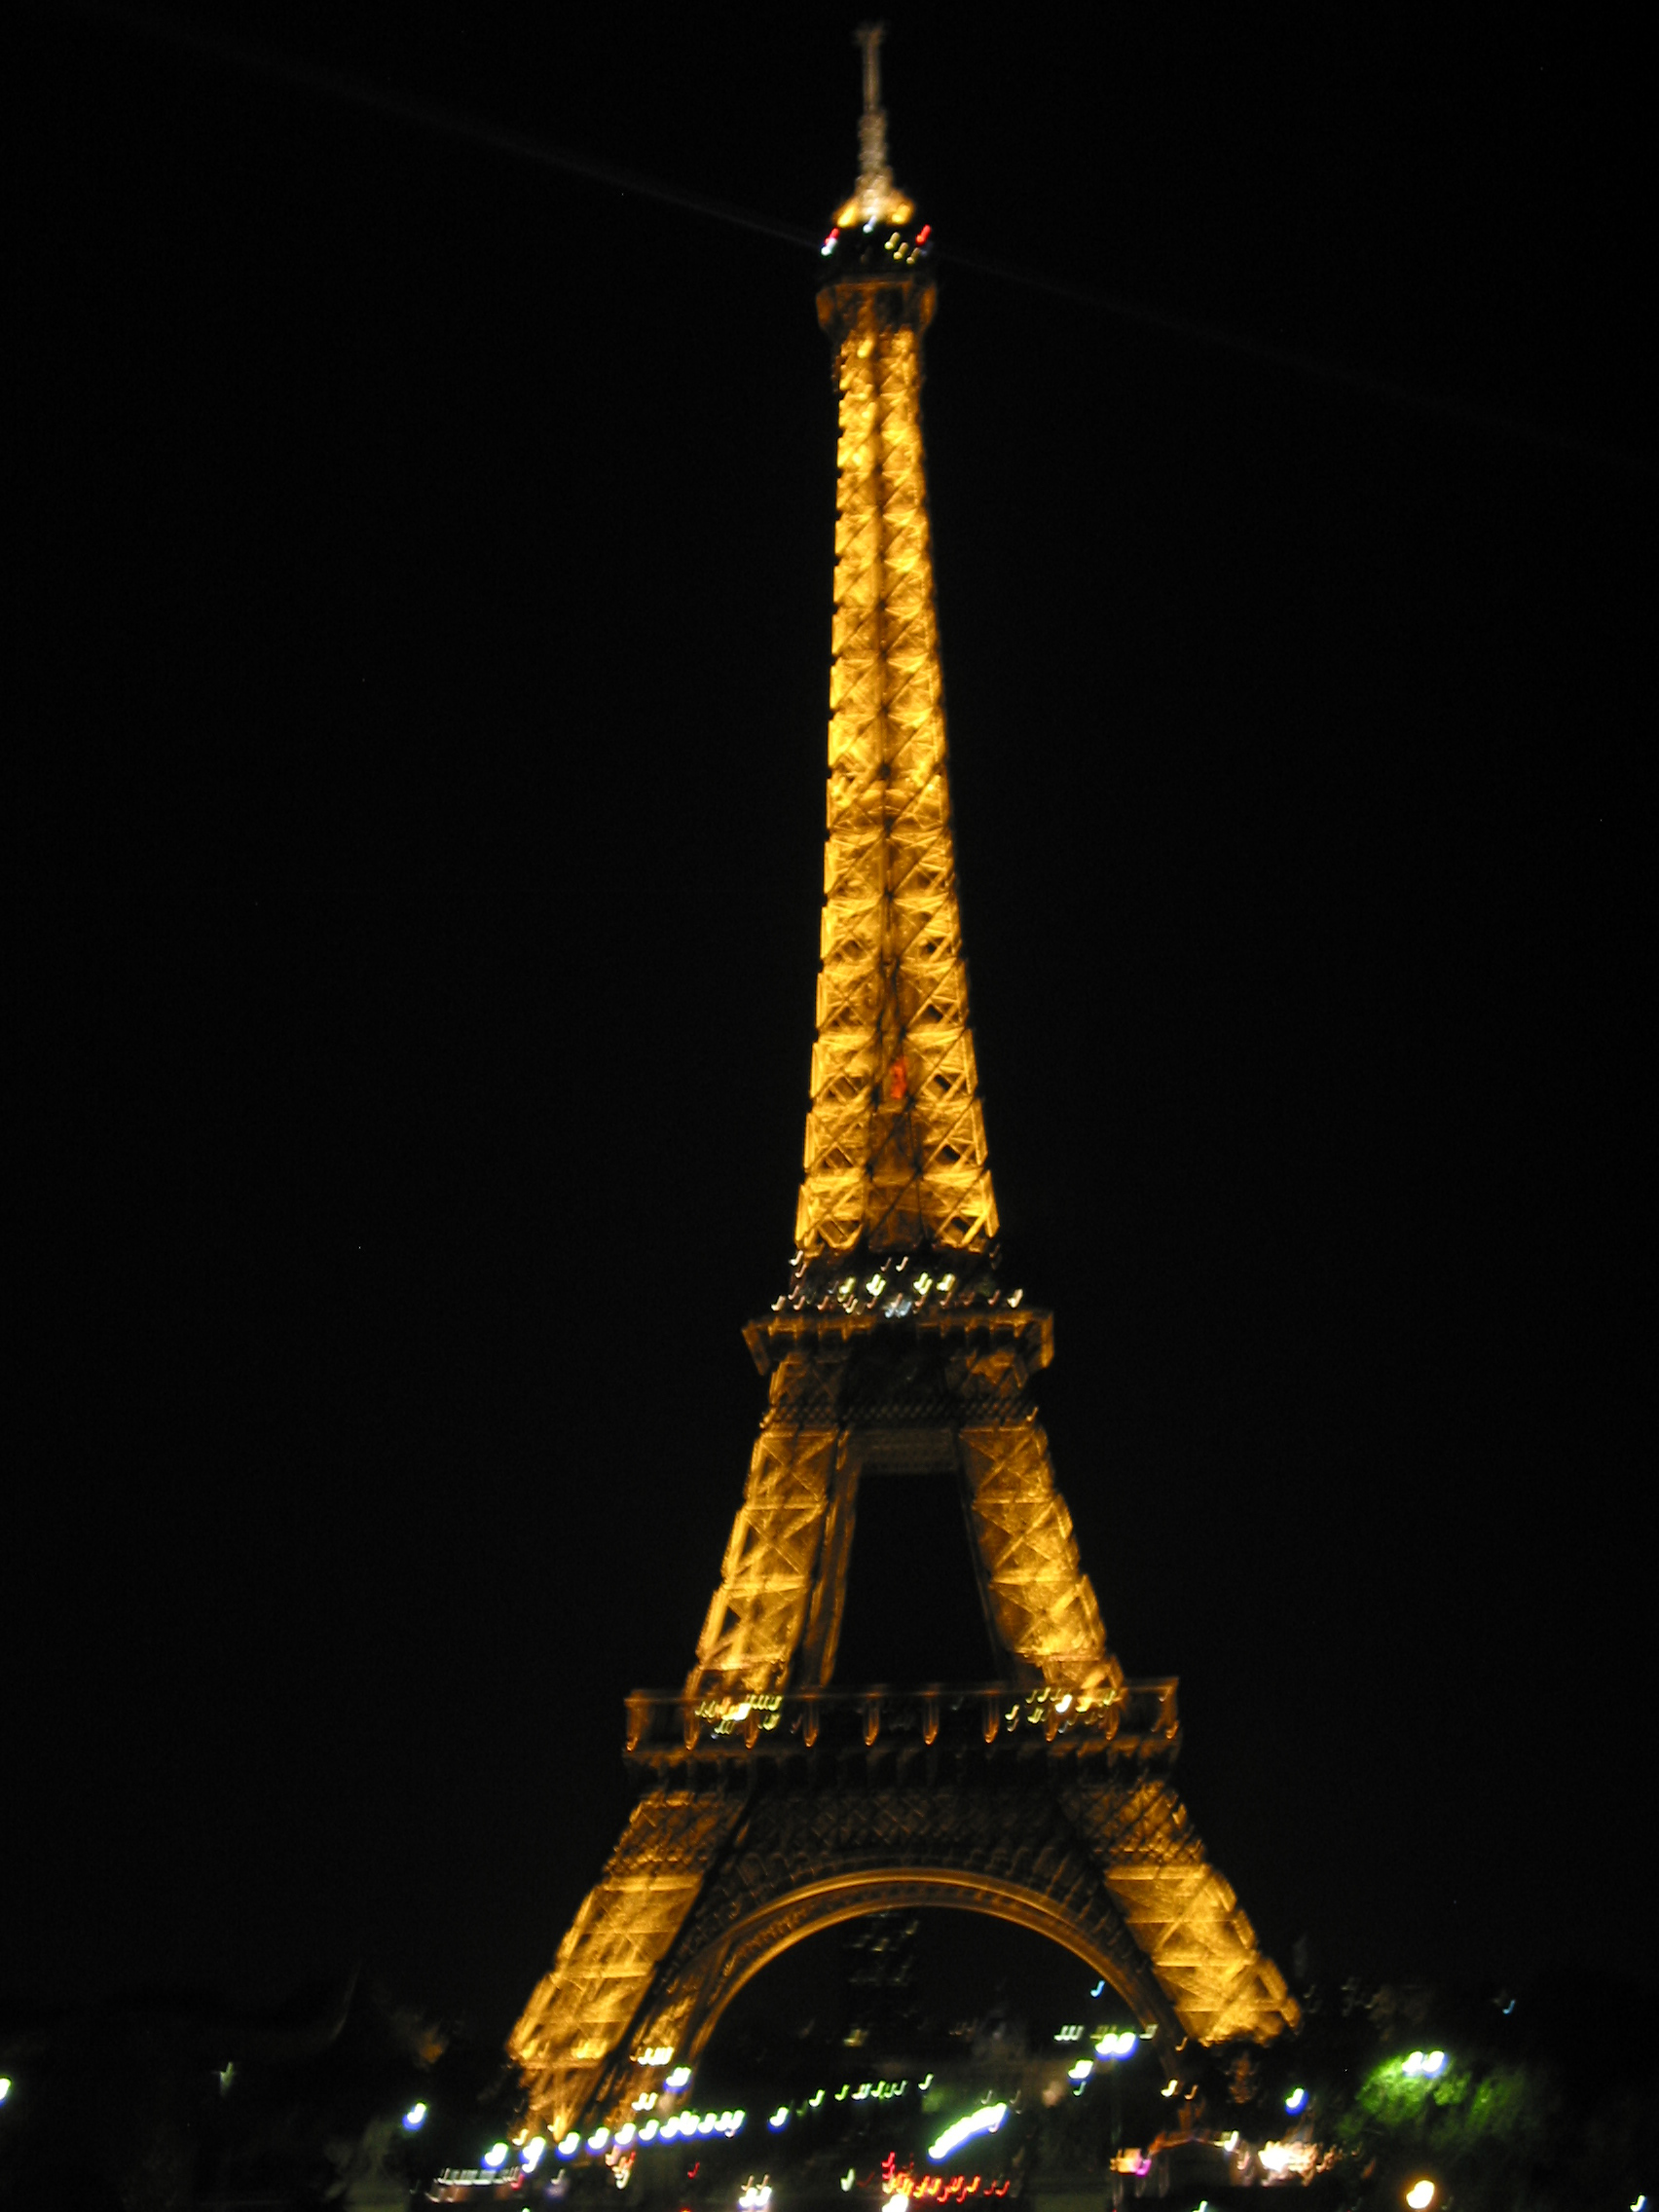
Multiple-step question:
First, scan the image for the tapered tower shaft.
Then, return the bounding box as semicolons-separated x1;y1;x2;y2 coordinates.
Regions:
798;233;996;1256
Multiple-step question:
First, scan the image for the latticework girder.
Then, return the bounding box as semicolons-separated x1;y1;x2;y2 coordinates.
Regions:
795;276;996;1258
689;1313;1110;1699
509;1792;744;2142
962;1417;1109;1683
690;1351;837;1691
1060;1777;1300;2047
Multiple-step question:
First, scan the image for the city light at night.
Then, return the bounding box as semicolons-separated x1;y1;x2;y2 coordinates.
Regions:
928;2105;1008;2161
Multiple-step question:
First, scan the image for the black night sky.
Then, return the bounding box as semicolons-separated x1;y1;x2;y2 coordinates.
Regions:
10;4;1655;2047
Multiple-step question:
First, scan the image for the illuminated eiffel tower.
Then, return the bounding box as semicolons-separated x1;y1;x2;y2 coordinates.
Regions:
510;30;1297;2141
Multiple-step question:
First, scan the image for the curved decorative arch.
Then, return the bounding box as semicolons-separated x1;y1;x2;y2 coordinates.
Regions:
672;1868;1173;2071
582;1783;1210;2127
524;1771;1297;2141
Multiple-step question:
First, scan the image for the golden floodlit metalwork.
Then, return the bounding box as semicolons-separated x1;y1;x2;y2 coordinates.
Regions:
511;35;1297;2141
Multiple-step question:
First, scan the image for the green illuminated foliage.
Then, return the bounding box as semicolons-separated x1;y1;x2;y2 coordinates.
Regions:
1336;2053;1557;2210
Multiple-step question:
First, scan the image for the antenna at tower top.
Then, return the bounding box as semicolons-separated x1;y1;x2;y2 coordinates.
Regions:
845;19;910;229
855;20;884;113
826;22;916;238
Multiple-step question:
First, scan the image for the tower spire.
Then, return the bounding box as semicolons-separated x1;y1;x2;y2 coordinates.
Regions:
856;18;883;109
800;49;990;1262
853;21;894;225
833;22;914;234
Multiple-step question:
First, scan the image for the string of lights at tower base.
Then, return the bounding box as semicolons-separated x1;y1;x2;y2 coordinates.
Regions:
418;2026;1395;2202
6;2029;1577;2212
414;2027;1542;2206
409;1994;1659;2212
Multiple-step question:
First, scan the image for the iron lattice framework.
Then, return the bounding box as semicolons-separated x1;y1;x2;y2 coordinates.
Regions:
511;41;1297;2145
795;256;995;1259
688;1301;1111;1698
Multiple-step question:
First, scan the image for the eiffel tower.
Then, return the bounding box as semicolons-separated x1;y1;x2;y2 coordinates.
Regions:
510;29;1297;2141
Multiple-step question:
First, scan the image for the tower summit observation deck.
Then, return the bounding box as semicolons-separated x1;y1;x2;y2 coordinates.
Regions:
510;30;1297;2146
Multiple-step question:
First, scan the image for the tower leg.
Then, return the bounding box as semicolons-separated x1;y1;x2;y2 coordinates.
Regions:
509;1789;744;2141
